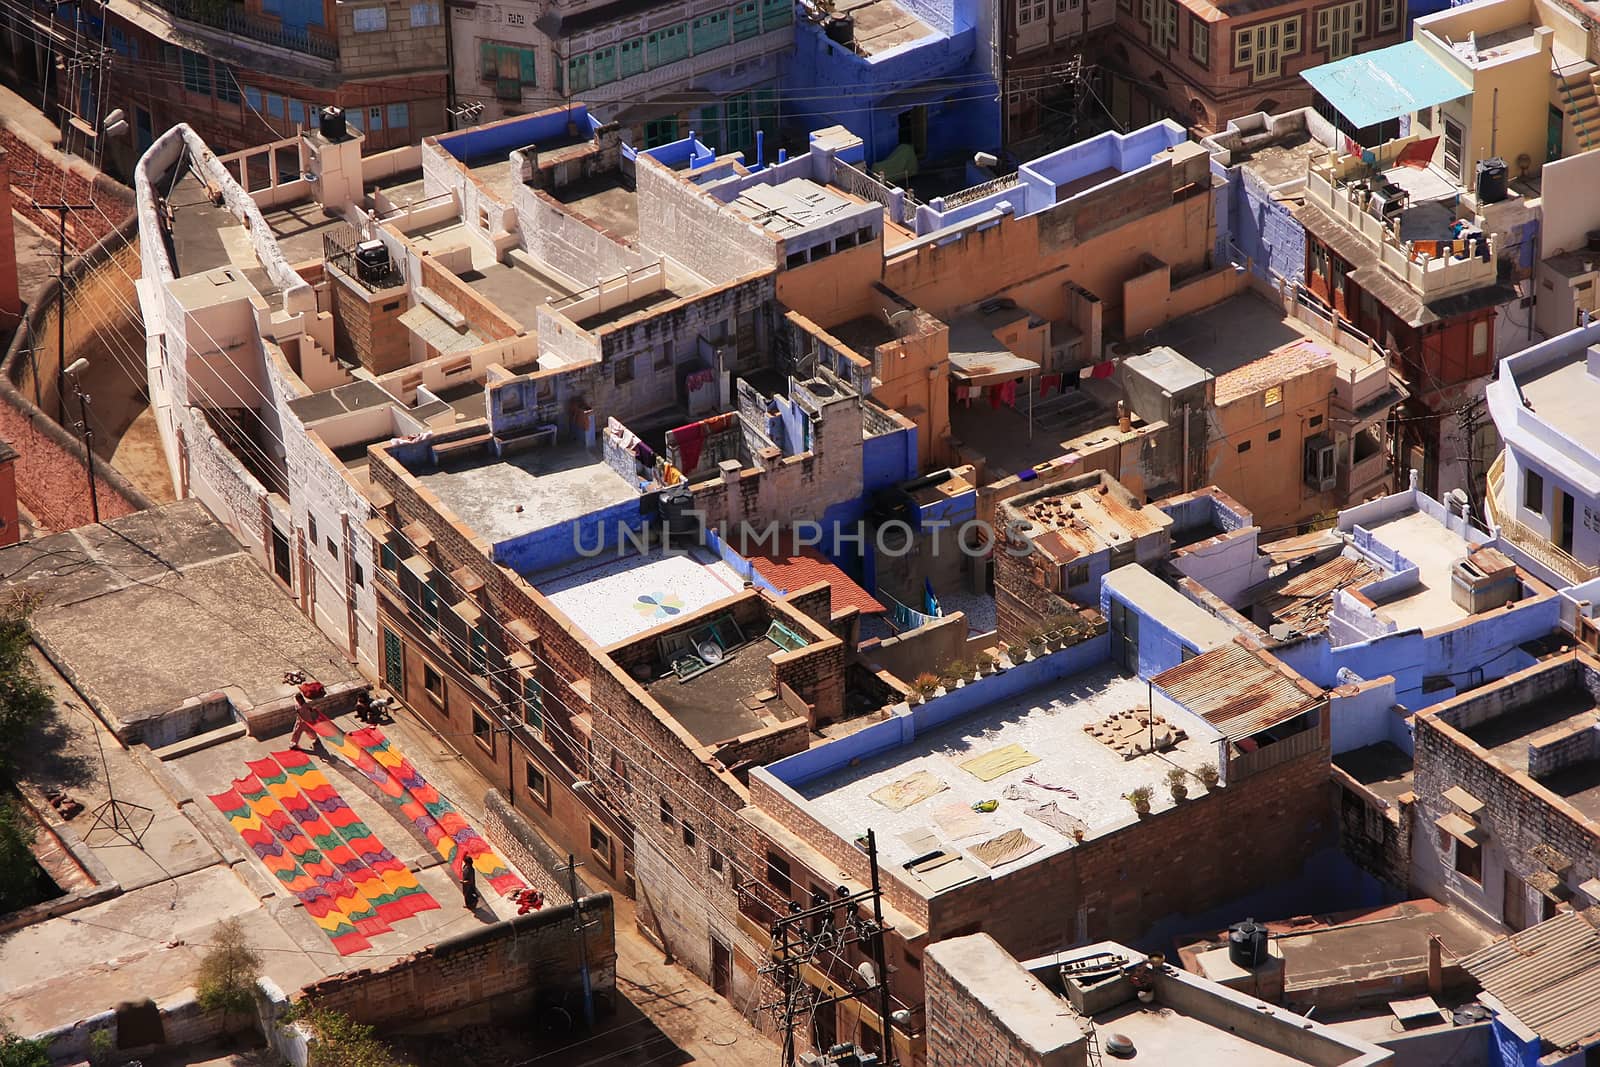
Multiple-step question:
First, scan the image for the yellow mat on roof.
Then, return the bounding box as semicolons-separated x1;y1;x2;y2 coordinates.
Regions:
959;742;1041;782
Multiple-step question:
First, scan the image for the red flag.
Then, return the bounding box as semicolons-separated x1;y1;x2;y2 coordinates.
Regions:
1396;136;1441;169
1344;135;1363;158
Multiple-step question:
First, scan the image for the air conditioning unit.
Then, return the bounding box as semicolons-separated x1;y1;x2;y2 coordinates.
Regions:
1303;434;1336;492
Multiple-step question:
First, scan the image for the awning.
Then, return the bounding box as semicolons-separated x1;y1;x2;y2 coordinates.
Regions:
947;319;1041;385
1301;42;1470;131
1435;812;1485;847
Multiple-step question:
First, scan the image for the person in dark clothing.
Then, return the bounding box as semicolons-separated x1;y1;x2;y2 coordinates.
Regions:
461;856;479;911
354;692;378;725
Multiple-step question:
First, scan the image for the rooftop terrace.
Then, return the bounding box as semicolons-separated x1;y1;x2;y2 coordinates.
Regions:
1514;348;1600;459
533;547;746;646
1141;290;1371;383
1455;680;1600;820
412;443;637;546
785;662;1220;880
1360;508;1478;631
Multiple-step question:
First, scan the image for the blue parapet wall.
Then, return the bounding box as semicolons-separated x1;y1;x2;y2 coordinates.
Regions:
766;631;1111;787
491;495;644;576
438;105;593;161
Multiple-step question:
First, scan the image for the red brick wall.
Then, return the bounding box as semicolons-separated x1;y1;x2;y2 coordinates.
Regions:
298;893;616;1027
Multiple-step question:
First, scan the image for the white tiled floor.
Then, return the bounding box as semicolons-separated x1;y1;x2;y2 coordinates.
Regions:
537;548;746;647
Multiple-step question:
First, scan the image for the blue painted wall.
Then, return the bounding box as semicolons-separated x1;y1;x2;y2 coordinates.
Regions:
491;495;644;577
780;18;997;168
915;121;1188;232
705;527;785;596
1100;581;1199;680
767;631;1112;786
439;105;593;161
1220;162;1307;286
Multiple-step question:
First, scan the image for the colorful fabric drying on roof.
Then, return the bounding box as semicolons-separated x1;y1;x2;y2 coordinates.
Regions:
310;717;526;896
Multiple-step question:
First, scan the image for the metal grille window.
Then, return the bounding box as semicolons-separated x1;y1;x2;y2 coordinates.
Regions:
383;628;404;690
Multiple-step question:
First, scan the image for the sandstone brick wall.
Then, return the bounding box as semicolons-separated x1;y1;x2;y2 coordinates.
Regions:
1332;767;1413;891
924;935;1086;1067
298;894;616;1028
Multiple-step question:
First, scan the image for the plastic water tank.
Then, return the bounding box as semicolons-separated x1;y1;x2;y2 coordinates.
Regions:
1228;918;1270;969
320;106;347;141
824;13;855;44
1476;157;1508;204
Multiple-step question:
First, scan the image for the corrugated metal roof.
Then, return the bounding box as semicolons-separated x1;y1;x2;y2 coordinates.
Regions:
1152;642;1322;740
1461;911;1600;1050
1254;555;1376;637
1260;529;1342;565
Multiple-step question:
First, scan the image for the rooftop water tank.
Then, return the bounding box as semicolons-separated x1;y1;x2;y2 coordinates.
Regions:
1228;918;1269;969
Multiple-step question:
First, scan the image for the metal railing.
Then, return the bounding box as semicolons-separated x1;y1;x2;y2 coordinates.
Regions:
941;171;1021;210
324;224;405;292
832;158;900;213
1486;454;1600;585
146;0;337;59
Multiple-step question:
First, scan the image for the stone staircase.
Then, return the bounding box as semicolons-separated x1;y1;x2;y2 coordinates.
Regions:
1558;61;1600;156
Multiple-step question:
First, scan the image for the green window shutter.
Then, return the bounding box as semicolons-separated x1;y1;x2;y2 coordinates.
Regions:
519;48;536;84
383;628;404;689
481;40;497;79
523;677;544;731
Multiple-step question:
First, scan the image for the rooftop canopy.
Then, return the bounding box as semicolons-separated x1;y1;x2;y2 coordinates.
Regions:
1301;41;1469;131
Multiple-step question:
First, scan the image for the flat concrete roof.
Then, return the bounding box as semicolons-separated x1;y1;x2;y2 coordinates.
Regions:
1273;901;1496;996
1145;290;1371;381
0;502;361;737
1517;351;1600;458
1333;740;1414;807
793;663;1221;877
1103;565;1238;652
534;547;745;646
1235;131;1321;187
553;173;639;240
413;443;637;547
1458;683;1600;820
458;259;576;330
835;0;936;56
1362;508;1475;631
731;178;863;238
1091;999;1310;1065
645;641;791;746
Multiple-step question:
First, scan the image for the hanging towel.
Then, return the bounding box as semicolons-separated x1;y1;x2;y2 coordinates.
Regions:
999;379;1018;407
659;462;685;486
671;422;707;472
989;385;1003;409
1040;374;1061;398
1092;360;1116;379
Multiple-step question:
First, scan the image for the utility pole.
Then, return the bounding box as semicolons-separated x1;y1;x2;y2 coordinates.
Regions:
65;358;99;523
756;828;901;1067
37;202;95;426
555;853;596;1028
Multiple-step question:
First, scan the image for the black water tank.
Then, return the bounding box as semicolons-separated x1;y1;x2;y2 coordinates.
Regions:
1476;157;1508;204
824;13;855;44
320;106;347;141
1228;918;1269;969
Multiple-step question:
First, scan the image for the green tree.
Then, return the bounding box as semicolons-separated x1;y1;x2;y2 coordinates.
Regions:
196;917;262;1034
0;595;52;781
0;1029;51;1067
282;1004;406;1067
0;797;40;913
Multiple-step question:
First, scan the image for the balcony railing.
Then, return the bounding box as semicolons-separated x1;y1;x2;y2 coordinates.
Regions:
1305;159;1497;301
1486;453;1600;585
146;0;337;59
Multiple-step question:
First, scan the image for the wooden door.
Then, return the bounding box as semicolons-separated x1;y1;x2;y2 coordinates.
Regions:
711;937;731;997
1503;870;1527;931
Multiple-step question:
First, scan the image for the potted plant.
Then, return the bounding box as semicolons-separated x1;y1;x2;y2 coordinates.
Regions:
1197;763;1221;790
1027;631;1046;657
976;650;998;676
942;660;972;689
1167;767;1189;803
913;672;941;701
1125;786;1153;816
